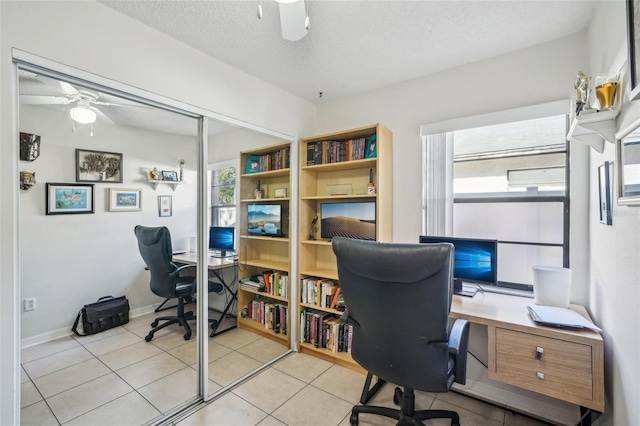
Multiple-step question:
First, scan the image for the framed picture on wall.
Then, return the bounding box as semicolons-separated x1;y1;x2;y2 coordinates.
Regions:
599;161;612;225
158;195;172;217
76;149;123;183
108;188;142;212
627;0;640;100
162;170;179;181
46;183;94;215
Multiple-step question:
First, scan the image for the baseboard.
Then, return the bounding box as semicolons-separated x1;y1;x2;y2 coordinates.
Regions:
20;303;159;350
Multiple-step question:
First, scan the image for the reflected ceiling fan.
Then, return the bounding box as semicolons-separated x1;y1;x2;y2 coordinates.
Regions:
258;0;309;41
20;74;148;126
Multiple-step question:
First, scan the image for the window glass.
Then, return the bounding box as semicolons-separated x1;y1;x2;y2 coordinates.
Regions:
211;165;237;227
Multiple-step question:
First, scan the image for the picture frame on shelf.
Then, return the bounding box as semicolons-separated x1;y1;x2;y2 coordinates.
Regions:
627;0;640;100
76;149;123;183
46;183;94;215
108;188;142;212
245;155;260;174
158;195;172;217
599;161;612;225
365;135;377;159
162;170;179;181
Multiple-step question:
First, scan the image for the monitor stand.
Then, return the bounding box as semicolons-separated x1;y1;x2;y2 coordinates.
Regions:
210;250;234;259
453;279;479;297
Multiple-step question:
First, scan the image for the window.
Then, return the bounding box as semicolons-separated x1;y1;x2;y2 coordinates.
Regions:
423;111;569;290
209;162;237;228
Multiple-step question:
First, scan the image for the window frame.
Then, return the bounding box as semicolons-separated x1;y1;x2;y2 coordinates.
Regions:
421;101;571;292
208;159;238;229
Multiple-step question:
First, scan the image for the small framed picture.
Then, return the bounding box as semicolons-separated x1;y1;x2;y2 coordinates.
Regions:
365;135;377;159
245;155;260;174
158;195;172;217
599;161;612;225
46;183;94;215
76;149;123;183
108;188;142;212
162;170;179;181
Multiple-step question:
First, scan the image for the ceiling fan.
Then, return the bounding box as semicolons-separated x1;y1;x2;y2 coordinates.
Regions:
20;74;148;125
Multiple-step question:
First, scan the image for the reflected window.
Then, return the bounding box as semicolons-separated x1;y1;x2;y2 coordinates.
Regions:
210;162;237;227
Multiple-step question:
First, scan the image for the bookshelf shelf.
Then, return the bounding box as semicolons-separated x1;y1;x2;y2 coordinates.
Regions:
297;124;393;371
237;142;291;345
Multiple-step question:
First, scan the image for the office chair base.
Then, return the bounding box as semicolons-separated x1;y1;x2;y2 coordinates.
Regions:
349;387;460;426
145;311;195;341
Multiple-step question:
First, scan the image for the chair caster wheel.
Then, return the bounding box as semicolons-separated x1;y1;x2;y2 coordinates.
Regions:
144;334;153;342
210;320;218;329
151;319;159;327
349;413;358;426
183;332;191;340
393;387;402;405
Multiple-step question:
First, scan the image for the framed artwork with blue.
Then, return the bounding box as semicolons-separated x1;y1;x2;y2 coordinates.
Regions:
365;134;377;159
46;183;94;215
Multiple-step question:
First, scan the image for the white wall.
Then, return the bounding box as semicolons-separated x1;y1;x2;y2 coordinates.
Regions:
586;2;640;425
1;1;316;423
19;105;198;341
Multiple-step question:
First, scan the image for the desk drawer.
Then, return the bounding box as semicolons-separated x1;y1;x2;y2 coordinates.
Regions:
492;328;593;403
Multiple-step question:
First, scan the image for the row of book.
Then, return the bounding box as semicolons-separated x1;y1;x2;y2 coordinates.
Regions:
262;271;289;298
306;134;375;166
245;297;288;335
299;308;353;353
246;146;291;173
300;276;341;310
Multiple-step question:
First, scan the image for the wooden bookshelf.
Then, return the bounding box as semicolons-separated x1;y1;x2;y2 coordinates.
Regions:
237;142;291;345
297;124;392;371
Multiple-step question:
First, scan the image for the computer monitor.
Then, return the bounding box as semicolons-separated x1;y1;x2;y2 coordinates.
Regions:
319;201;376;240
419;235;498;295
209;226;235;258
248;204;283;236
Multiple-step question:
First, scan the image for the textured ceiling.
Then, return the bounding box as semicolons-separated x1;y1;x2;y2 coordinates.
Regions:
99;0;598;102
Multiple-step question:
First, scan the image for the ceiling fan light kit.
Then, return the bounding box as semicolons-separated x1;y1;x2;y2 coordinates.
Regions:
69;100;97;124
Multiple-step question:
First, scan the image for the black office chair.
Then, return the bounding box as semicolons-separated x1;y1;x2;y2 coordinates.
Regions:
332;237;470;426
134;225;223;341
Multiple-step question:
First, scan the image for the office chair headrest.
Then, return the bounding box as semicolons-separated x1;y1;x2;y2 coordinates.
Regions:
134;225;170;246
332;236;453;284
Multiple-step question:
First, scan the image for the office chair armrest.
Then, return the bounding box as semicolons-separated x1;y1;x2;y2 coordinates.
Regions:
448;319;470;385
170;264;196;277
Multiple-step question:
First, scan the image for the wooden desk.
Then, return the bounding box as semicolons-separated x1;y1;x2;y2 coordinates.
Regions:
450;292;604;423
172;252;237;270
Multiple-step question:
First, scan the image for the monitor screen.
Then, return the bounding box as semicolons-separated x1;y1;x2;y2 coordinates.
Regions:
209;226;235;257
419;235;497;285
248;204;283;236
320;201;376;240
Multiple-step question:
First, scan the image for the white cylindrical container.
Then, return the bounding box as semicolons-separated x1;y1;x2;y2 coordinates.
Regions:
532;266;572;307
189;235;197;253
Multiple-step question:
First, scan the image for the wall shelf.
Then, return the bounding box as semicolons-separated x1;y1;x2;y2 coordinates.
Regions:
147;179;184;191
567;108;619;153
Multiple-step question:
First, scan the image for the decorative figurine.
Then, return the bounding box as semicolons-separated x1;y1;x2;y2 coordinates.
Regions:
151;167;161;180
178;159;185;181
574;71;592;115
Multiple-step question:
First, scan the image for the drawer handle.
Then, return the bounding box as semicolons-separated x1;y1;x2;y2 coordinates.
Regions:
535;346;544;360
537;372;545;380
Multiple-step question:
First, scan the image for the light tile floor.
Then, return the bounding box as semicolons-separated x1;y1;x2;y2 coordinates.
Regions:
21;308;549;426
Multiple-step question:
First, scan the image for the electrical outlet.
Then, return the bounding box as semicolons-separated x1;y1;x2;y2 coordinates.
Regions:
24;298;36;311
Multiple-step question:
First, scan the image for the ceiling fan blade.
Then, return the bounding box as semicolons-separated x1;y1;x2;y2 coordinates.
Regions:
279;0;308;41
35;74;79;96
92;107;116;125
20;95;71;105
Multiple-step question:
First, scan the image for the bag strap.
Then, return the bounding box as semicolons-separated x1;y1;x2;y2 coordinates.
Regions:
71;309;87;336
97;296;114;302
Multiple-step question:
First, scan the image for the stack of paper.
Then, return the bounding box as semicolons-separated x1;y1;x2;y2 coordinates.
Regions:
527;305;602;332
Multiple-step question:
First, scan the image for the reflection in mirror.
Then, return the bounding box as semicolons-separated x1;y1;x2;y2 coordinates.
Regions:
18;67;202;425
618;131;640;205
206;119;292;400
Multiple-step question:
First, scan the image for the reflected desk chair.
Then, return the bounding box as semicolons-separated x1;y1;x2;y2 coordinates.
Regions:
332;237;470;426
134;225;223;341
